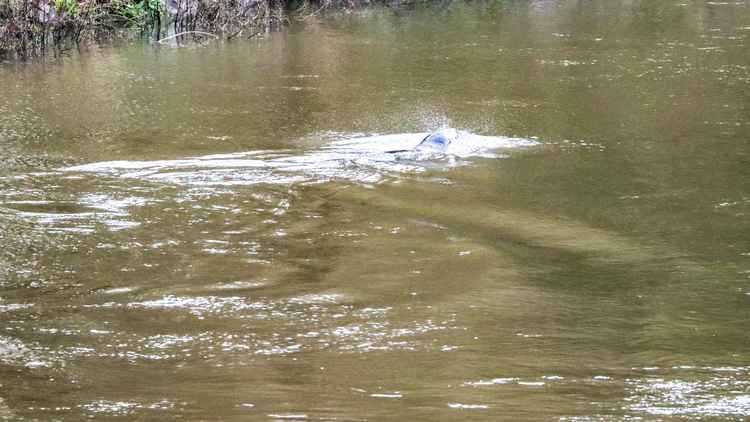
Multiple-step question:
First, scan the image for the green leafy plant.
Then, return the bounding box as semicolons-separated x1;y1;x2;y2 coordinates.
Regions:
113;0;162;27
54;0;78;15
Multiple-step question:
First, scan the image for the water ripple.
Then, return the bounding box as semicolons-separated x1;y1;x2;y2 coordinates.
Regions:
64;131;536;187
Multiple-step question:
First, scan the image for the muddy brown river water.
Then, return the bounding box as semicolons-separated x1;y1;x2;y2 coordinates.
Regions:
1;0;750;420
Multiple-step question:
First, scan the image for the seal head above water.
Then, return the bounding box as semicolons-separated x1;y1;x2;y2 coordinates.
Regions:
386;128;460;154
414;128;459;152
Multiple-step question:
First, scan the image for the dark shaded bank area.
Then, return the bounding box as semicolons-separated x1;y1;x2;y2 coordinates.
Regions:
0;0;416;59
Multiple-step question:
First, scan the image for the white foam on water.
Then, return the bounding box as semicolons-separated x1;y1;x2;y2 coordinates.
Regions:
447;403;489;409
63;130;537;186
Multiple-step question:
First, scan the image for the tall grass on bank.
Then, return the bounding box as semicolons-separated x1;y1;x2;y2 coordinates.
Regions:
0;0;98;58
167;0;286;41
0;0;286;59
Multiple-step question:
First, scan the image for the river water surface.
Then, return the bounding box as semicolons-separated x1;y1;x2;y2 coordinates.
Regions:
2;0;750;420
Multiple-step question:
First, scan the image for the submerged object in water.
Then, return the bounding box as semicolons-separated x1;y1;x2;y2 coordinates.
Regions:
415;128;460;152
387;128;461;154
63;128;536;186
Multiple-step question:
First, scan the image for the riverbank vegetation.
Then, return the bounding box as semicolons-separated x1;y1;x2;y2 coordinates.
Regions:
0;0;370;59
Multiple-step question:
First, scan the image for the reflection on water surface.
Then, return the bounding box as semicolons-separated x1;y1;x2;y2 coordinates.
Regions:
2;0;750;420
